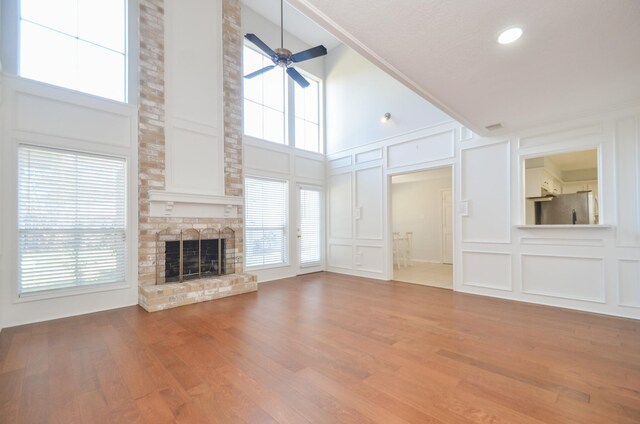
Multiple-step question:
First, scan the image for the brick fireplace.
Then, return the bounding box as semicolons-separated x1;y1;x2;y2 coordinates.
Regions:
137;0;256;312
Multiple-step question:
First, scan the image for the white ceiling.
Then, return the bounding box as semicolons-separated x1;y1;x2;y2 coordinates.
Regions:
547;149;597;172
288;0;640;135
241;0;341;50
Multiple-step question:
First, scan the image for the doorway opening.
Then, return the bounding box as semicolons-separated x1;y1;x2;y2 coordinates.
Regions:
391;167;453;289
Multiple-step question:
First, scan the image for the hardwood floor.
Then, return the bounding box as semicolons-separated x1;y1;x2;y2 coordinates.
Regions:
1;272;639;423
393;262;453;289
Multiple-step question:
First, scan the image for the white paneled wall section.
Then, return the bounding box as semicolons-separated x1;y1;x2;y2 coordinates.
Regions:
244;139;325;282
327;122;457;280
327;106;640;319
164;0;224;196
0;76;139;328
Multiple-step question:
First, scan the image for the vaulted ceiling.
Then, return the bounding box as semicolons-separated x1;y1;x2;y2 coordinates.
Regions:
288;0;640;136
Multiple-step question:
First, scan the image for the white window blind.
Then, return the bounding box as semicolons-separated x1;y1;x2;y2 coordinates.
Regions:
18;146;127;294
299;187;321;265
245;177;288;268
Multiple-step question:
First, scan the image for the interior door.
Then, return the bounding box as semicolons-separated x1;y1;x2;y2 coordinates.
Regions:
297;185;323;274
441;188;453;264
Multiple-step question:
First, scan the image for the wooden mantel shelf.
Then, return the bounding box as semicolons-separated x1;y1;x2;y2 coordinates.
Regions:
148;190;243;218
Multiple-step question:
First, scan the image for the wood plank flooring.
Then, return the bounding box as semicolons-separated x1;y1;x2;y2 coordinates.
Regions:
1;272;639;423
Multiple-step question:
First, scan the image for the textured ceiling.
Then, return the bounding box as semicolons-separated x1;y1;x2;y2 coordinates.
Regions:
288;0;640;135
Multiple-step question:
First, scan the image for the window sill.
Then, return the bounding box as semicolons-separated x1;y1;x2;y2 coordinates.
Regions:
243;136;324;158
515;225;614;229
245;263;291;272
15;281;131;304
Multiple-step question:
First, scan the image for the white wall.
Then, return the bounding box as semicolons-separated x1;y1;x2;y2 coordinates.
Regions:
326;105;640;320
0;76;139;328
392;169;452;263
244;140;325;282
323;29;640;319
324;44;451;154
164;0;224;197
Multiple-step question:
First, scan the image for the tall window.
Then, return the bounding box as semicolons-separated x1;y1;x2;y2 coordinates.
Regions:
18;146;127;294
245;177;288;268
294;79;320;152
243;45;285;144
243;44;322;153
299;187;321;265
19;0;127;102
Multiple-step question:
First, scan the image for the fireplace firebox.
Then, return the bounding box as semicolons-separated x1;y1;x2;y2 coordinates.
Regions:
156;227;236;284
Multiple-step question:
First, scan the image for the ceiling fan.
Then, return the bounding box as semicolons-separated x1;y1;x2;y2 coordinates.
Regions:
244;0;327;88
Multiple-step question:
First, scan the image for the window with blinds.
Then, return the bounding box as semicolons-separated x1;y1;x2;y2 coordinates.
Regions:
299;187;321;265
18;146;127;295
245;177;288;268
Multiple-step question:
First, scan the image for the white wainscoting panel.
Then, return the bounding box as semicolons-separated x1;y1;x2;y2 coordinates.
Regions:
165;0;221;129
521;254;605;303
355;245;384;273
518;124;601;149
15;92;131;147
329;172;352;239
461;141;511;243
619;259;640;308
462;251;512;291
355;148;382;164
164;0;223;195
329;244;353;269
295;156;324;180
519;237;604;247
355;166;383;240
245;144;290;174
328;155;352;170
387;130;454;168
168;126;222;193
615;117;639;246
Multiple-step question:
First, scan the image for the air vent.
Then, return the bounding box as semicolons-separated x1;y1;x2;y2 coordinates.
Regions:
485;122;504;131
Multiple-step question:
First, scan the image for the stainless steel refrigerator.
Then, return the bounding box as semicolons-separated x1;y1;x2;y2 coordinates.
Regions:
536;191;596;225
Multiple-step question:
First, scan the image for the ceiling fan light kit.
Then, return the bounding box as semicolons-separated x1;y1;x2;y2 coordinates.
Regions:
244;0;327;88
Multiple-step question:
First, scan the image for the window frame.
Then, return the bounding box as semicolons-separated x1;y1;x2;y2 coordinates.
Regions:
1;0;139;104
17;144;129;296
242;43;288;145
242;42;324;154
292;69;322;154
244;175;290;271
520;145;604;226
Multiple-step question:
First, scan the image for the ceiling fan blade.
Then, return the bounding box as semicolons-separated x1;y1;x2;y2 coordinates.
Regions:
290;45;327;63
245;33;276;59
244;65;276;79
286;68;310;88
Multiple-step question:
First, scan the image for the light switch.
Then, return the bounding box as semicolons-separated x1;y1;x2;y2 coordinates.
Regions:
458;200;469;216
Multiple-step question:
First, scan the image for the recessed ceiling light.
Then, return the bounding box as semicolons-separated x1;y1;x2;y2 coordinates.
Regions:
498;27;523;44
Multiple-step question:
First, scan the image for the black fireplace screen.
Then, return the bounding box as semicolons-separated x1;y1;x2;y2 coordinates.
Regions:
156;227;235;284
164;239;225;282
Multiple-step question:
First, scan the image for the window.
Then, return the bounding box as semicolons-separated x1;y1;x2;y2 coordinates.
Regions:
245;177;288;268
243;44;322;153
523;149;600;225
243;45;285;144
18;146;127;294
299;187;321;265
294;79;320;152
19;0;127;102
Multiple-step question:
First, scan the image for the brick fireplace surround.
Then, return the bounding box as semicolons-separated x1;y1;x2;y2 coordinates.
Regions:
137;0;256;312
